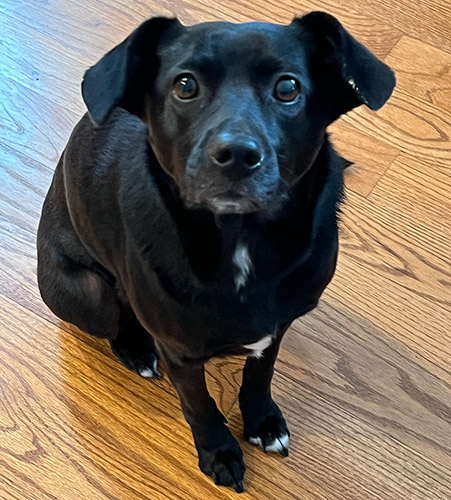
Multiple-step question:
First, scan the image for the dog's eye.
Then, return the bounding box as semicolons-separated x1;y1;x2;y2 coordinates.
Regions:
173;75;198;99
274;77;301;102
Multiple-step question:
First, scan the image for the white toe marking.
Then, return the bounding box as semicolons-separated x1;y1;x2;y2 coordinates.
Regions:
265;433;290;453
243;335;273;358
249;436;263;448
249;433;290;453
233;242;252;291
138;357;159;378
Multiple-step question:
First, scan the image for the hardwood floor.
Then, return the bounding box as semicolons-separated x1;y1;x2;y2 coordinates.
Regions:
0;1;450;498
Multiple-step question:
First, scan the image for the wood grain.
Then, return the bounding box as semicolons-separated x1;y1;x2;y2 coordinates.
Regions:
335;0;451;55
0;14;89;115
0;76;79;166
385;36;451;113
330;119;399;197
0;0;401;57
1;0;451;499
340;93;451;170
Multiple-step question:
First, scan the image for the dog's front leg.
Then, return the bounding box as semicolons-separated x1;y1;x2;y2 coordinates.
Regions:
162;353;246;492
239;323;291;456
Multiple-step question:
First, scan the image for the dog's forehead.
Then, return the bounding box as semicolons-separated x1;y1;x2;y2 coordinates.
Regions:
160;21;300;65
188;21;283;47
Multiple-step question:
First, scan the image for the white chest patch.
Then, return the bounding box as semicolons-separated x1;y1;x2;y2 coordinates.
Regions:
232;242;253;291
243;335;273;358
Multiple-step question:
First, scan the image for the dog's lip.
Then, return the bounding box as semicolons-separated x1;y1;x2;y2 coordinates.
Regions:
184;191;263;214
207;197;258;214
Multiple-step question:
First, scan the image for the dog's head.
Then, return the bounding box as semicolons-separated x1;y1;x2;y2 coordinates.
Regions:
82;12;395;214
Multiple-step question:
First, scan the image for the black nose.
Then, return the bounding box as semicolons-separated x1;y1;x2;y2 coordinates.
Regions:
209;135;263;178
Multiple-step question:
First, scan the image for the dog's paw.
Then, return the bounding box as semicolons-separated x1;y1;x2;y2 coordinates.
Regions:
198;442;246;493
128;352;161;379
248;425;290;456
244;406;290;457
110;339;161;379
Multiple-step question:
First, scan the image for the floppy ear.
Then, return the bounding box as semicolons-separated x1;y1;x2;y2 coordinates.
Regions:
82;17;182;124
294;11;395;111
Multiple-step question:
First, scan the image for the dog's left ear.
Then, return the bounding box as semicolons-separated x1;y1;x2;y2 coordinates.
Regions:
294;11;395;111
82;17;182;124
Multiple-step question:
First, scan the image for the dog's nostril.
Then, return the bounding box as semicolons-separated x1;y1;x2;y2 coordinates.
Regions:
244;149;262;168
210;138;263;174
215;148;233;165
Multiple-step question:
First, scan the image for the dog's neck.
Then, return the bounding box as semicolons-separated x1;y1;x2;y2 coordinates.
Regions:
148;136;335;289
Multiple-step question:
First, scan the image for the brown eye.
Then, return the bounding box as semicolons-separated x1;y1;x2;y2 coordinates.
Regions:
174;75;198;99
274;77;301;102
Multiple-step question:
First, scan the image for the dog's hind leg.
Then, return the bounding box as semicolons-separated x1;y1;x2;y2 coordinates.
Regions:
37;242;122;339
38;245;161;378
38;241;161;378
110;310;161;379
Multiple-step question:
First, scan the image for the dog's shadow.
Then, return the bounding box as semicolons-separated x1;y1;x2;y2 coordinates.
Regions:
57;322;253;496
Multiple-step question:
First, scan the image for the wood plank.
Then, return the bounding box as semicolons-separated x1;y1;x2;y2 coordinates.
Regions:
340;91;451;171
0;13;88;114
0;77;78;167
0;294;327;499
0;142;52;232
330;119;399;197
0;293;210;500
328;34;451;197
0;0;401;59
325;255;450;381
3;289;450;500
339;190;450;311
0;2;156;58
368;153;450;263
168;0;401;58
0;142;54;321
385;36;451;125
314;151;451;381
334;0;451;54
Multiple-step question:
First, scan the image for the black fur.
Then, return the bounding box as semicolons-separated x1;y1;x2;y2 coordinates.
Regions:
37;12;395;492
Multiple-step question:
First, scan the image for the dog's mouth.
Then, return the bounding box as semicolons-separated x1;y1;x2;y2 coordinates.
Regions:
184;191;264;214
180;158;285;215
205;194;262;214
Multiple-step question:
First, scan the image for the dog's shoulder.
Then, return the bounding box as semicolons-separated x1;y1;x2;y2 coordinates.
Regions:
63;108;165;211
65;108;151;176
61;108;169;246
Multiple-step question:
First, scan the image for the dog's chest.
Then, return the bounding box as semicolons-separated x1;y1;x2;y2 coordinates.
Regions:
232;241;252;291
230;242;275;356
242;334;273;358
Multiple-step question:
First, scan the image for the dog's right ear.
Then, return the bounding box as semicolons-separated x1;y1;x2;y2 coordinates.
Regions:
82;17;182;124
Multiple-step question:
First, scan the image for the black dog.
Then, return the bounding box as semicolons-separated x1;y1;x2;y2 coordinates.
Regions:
37;12;395;492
